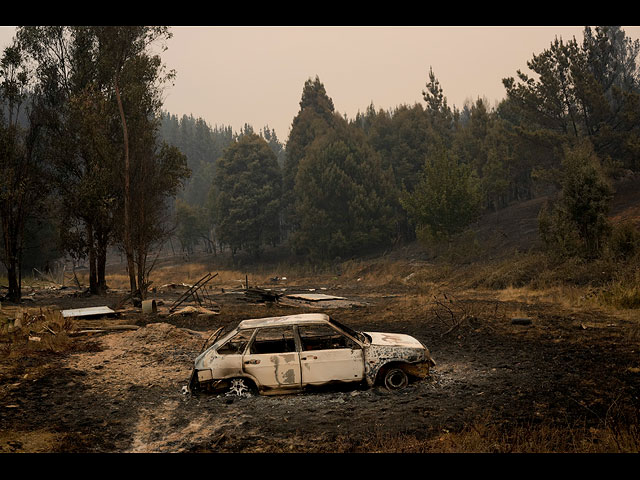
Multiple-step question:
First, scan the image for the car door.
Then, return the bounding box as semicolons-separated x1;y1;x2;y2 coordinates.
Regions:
242;326;302;391
297;323;364;385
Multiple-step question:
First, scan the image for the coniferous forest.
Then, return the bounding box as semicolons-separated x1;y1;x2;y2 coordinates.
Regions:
2;26;640;302
167;26;640;267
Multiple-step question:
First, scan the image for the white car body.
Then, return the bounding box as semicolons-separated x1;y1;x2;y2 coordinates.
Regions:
189;313;435;395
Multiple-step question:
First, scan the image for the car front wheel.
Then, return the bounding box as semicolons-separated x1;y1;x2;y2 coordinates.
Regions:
382;367;409;390
226;378;255;397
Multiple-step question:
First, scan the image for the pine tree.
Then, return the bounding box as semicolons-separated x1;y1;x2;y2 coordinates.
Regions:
282;76;336;235
503;26;640;172
538;141;613;259
290;118;396;261
401;144;482;242
423;67;458;148
211;133;281;257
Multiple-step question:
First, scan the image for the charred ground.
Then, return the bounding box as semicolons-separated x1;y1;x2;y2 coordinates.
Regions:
1;271;639;453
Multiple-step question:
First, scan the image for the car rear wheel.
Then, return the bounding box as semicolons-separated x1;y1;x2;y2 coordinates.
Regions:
383;367;409;390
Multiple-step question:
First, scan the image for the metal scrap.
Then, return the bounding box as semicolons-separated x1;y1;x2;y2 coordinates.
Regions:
168;272;219;313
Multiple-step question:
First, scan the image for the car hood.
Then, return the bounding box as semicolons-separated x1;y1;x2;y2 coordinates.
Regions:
363;332;425;349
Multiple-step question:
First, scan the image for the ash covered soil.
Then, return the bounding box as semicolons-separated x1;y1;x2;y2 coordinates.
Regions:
1;279;639;453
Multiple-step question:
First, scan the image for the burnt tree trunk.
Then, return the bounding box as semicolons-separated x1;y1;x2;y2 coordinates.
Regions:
86;222;99;295
96;227;108;293
2;204;24;303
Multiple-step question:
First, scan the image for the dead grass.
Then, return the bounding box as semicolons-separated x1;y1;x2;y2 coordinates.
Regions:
242;417;640;453
0;307;74;356
301;418;640;453
97;263;283;291
599;283;640;309
339;258;421;287
0;430;63;453
96;251;640;314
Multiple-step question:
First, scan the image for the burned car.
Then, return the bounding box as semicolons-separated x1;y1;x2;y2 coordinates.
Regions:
188;313;435;396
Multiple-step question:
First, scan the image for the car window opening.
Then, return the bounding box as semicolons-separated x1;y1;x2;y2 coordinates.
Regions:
299;324;359;351
249;327;296;355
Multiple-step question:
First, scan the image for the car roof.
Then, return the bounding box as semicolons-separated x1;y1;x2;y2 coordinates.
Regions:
237;313;331;330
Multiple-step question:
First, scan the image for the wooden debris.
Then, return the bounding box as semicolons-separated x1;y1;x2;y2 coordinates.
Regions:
69;325;140;336
431;292;479;336
242;287;283;303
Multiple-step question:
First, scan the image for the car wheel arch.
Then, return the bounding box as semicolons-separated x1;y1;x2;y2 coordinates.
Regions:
375;362;412;389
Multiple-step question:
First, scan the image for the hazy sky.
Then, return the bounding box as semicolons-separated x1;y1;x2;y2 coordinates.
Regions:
2;26;640;141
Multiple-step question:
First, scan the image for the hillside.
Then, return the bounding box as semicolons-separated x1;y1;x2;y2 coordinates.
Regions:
467;172;640;262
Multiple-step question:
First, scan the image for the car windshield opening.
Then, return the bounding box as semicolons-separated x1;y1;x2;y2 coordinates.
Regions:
329;318;367;343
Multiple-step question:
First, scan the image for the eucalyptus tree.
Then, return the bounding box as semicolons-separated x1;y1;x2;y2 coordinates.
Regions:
16;26;119;293
17;26;187;297
87;26;178;295
0;42;47;301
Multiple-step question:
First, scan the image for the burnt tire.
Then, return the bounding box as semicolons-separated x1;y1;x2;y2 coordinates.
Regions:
382;367;409;390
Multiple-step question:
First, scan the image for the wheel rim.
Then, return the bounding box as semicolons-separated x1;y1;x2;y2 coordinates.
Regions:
226;378;252;397
384;369;408;390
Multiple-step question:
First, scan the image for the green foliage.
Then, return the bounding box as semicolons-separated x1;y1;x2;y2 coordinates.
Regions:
175;198;208;254
355;103;433;192
401;144;482;242
5;24;640;290
14;26;184;295
503;26;640;172
159;113;234;206
290;119;397;262
455;98;522;210
283;76;337;233
423;67;457;145
608;221;640;260
130;141;190;245
538;141;613;259
0;41;50;301
211;133;281;257
353;103;431;241
260;125;286;168
537;200;583;259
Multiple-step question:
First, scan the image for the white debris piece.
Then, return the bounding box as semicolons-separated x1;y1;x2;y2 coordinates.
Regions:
62;306;116;318
285;293;346;302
